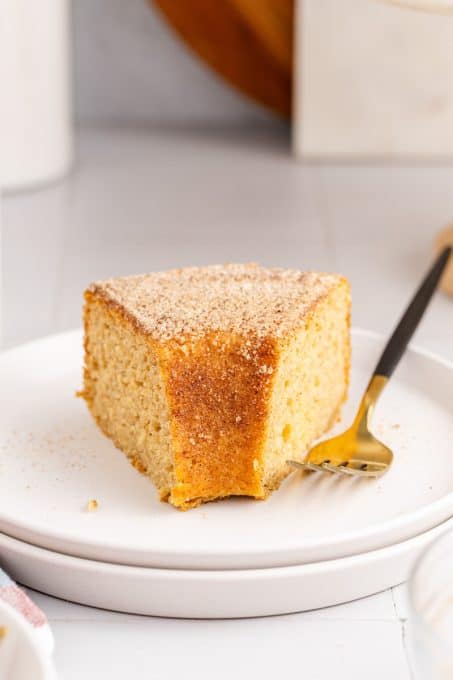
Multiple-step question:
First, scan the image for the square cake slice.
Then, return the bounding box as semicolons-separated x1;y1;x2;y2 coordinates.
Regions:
82;264;351;510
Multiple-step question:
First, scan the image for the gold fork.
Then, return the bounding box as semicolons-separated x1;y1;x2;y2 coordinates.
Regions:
288;246;452;478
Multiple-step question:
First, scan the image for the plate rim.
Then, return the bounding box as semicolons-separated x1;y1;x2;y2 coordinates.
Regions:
2;518;453;618
2;513;453;577
1;326;453;570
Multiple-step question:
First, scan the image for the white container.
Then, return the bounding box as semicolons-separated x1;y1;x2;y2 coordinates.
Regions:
409;528;453;679
294;0;453;159
0;599;56;680
0;0;73;191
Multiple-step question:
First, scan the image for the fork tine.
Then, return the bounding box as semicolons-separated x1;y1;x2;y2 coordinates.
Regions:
287;460;325;473
337;464;384;478
346;460;388;469
286;460;305;470
304;462;326;473
321;462;351;475
345;460;387;475
288;459;388;477
331;464;360;476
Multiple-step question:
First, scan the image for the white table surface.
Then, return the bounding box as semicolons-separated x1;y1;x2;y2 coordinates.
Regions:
3;125;453;679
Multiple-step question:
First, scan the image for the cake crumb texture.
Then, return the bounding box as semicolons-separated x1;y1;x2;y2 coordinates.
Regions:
82;264;351;510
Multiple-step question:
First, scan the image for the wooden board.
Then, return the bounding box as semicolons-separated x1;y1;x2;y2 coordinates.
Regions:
151;0;293;118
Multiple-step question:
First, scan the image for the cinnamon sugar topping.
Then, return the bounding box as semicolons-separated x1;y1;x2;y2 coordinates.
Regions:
90;263;341;342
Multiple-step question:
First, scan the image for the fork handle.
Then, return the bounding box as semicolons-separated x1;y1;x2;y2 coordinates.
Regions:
373;246;451;379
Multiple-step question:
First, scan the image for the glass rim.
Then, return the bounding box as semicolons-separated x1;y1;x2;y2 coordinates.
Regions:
408;526;453;655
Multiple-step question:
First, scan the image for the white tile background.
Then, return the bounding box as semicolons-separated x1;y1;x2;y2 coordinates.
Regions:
3;126;453;357
27;586;411;680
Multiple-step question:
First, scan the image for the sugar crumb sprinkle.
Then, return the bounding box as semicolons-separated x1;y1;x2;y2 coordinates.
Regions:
91;264;342;343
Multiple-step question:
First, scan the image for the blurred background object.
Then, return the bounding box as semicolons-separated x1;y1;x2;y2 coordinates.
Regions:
1;0;73;192
73;0;282;127
151;0;293;118
382;0;453;11
294;0;453;158
409;528;453;679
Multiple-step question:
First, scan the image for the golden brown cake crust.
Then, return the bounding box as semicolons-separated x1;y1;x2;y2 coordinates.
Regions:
160;332;276;508
83;264;351;510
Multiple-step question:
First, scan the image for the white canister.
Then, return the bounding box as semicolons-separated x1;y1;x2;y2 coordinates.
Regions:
0;0;73;191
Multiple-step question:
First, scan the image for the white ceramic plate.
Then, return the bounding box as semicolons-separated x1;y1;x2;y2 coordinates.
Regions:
0;599;56;680
2;519;453;618
1;329;453;570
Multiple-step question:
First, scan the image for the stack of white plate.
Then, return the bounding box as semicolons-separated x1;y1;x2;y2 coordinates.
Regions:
1;330;453;619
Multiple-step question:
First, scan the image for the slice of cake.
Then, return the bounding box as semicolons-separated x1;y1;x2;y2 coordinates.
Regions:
81;264;351;510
